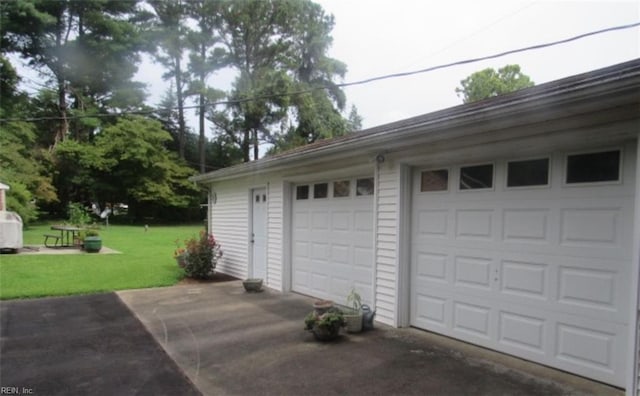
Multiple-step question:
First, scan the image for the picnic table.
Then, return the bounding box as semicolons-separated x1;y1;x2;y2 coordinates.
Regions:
44;225;82;248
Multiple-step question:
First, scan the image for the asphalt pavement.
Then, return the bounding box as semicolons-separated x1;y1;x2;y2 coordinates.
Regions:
0;293;200;396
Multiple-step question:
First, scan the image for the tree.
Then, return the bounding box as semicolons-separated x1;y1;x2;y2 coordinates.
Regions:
346;104;363;132
210;0;350;162
149;0;191;159
456;64;534;103
1;0;148;149
209;0;293;162
0;56;57;223
287;1;350;144
185;0;225;173
55;116;200;221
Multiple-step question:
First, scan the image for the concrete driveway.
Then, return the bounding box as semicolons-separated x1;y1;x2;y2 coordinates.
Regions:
118;281;621;396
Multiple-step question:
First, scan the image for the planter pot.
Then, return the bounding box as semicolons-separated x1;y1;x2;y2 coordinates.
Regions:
175;254;187;268
243;278;263;292
311;324;341;341
343;311;363;333
312;300;333;315
84;236;102;253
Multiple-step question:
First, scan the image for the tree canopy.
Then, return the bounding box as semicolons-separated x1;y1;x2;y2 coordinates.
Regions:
456;64;534;103
0;0;358;223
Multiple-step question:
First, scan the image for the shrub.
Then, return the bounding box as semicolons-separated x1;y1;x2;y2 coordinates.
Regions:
177;230;223;279
67;202;91;226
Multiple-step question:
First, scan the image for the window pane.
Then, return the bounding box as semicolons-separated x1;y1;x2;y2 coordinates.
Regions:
296;185;309;200
459;164;493;190
567;150;620;183
356;178;374;196
333;180;350;197
314;183;328;199
507;158;549;187
421;169;448;192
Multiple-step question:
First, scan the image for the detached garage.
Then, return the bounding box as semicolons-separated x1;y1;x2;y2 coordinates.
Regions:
192;59;640;393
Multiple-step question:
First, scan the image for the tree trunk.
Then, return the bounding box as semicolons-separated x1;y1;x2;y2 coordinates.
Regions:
52;11;68;150
242;130;250;162
199;92;205;172
198;44;206;173
253;129;259;160
175;56;186;159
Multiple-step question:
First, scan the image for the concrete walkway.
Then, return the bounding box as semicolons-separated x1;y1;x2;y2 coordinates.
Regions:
118;281;621;396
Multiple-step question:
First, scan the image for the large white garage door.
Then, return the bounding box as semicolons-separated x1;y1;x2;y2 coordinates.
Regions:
292;177;374;304
411;147;634;387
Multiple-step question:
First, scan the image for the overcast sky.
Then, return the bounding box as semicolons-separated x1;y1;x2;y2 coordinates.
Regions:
310;0;640;128
134;0;639;132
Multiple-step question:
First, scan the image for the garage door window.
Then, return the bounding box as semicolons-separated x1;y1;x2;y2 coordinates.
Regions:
333;180;350;197
566;150;621;184
421;169;449;192
314;183;328;199
507;158;549;188
459;164;493;190
356;178;374;196
296;185;309;200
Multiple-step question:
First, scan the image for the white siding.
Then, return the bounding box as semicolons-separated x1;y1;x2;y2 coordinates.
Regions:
374;164;401;325
210;176;285;290
211;179;250;280
267;179;284;291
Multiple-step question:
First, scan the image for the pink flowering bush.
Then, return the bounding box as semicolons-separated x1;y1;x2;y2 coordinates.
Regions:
175;230;223;279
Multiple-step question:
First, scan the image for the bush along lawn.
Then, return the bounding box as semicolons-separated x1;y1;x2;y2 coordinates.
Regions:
0;223;204;299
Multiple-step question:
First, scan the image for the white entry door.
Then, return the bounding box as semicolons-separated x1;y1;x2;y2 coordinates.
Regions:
251;188;267;280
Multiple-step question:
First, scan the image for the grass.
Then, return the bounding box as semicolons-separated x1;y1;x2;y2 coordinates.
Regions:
0;223;204;300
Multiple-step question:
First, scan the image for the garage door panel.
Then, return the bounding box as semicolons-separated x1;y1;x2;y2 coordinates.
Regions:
412;289;627;385
411;148;634;387
502;208;551;244
455;209;495;241
413;293;449;330
415;252;448;283
498;311;546;354
331;211;351;230
453;301;493;340
454;256;493;291
293;179;374;305
416;209;451;237
354;246;374;268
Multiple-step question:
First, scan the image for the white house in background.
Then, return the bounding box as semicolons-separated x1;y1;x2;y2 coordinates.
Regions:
192;59;640;393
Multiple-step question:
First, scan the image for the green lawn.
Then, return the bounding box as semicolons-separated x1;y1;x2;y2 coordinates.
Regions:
0;223;204;300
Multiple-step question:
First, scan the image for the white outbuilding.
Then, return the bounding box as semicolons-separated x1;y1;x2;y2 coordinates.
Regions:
0;182;23;251
192;59;640;392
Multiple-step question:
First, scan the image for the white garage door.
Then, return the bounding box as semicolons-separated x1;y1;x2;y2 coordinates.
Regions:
411;147;634;387
292;177;374;304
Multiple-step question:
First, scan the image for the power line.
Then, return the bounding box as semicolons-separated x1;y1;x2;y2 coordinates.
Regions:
338;21;640;88
1;21;639;123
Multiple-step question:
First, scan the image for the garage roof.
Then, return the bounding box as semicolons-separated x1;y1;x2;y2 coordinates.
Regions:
191;59;640;184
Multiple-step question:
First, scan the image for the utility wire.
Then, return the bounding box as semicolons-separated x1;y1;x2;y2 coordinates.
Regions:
1;21;639;123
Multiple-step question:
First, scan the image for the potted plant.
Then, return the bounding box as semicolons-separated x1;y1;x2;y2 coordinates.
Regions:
312;299;333;314
304;307;345;341
343;288;363;333
243;278;263;292
83;229;102;253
